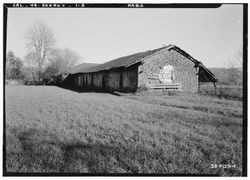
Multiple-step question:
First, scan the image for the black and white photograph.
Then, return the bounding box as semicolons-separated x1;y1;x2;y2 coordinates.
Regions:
3;2;247;176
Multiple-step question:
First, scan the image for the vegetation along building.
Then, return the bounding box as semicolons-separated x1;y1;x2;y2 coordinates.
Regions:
62;44;217;93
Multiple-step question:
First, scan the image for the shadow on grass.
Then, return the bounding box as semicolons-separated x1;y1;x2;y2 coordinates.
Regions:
6;127;146;173
57;85;128;96
5;125;242;175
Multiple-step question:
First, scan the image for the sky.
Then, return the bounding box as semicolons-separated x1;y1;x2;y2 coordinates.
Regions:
6;4;243;68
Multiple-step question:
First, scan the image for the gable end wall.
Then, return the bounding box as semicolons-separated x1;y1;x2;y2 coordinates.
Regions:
138;49;198;92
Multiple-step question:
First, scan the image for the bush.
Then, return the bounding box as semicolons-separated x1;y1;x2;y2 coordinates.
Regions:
6;51;24;80
136;85;149;94
5;79;24;85
163;89;178;96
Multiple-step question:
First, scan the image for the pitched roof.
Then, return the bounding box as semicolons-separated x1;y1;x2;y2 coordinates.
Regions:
70;45;217;82
70;45;172;74
168;46;217;82
69;63;100;74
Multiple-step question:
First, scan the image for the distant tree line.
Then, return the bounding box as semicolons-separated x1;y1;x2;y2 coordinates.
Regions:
6;51;24;80
208;42;243;86
6;21;80;85
210;67;242;86
226;42;243;86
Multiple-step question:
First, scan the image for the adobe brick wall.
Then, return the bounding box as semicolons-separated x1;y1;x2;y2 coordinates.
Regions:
138;49;198;92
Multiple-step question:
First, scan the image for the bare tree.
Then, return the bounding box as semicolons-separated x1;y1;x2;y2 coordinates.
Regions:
49;48;80;74
24;51;37;67
226;42;243;86
25;21;56;83
236;41;243;67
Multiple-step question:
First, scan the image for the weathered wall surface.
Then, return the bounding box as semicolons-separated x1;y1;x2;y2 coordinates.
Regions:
106;71;120;91
121;65;138;92
68;65;138;92
138;49;198;92
93;72;104;90
103;66;138;92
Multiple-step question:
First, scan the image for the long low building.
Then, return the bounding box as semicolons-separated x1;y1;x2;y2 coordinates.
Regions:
62;44;217;93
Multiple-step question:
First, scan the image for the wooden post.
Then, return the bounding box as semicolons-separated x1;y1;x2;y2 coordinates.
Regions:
82;74;85;90
102;75;106;91
198;81;201;93
213;82;217;90
91;73;94;90
197;66;200;93
119;73;123;90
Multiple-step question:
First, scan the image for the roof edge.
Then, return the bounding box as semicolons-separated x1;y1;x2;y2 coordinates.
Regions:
124;44;175;68
68;45;217;83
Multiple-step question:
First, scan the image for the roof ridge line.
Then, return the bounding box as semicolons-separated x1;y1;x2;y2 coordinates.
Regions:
124;45;174;68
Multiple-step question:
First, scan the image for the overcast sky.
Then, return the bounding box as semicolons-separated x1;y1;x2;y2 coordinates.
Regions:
7;4;243;68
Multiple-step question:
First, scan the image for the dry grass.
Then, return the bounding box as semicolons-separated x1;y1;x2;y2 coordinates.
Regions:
199;83;243;101
5;85;242;175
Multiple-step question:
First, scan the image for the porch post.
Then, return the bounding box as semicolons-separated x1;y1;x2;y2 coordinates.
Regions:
213;82;217;90
198;81;201;93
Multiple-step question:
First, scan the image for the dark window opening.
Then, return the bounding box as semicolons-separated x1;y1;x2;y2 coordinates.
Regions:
102;75;106;91
120;74;123;89
82;74;85;87
91;74;94;89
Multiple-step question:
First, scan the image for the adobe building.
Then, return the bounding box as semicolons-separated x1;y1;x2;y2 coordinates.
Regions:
62;45;217;93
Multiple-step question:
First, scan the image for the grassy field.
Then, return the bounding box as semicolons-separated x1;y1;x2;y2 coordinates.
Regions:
5;85;243;175
199;83;243;101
